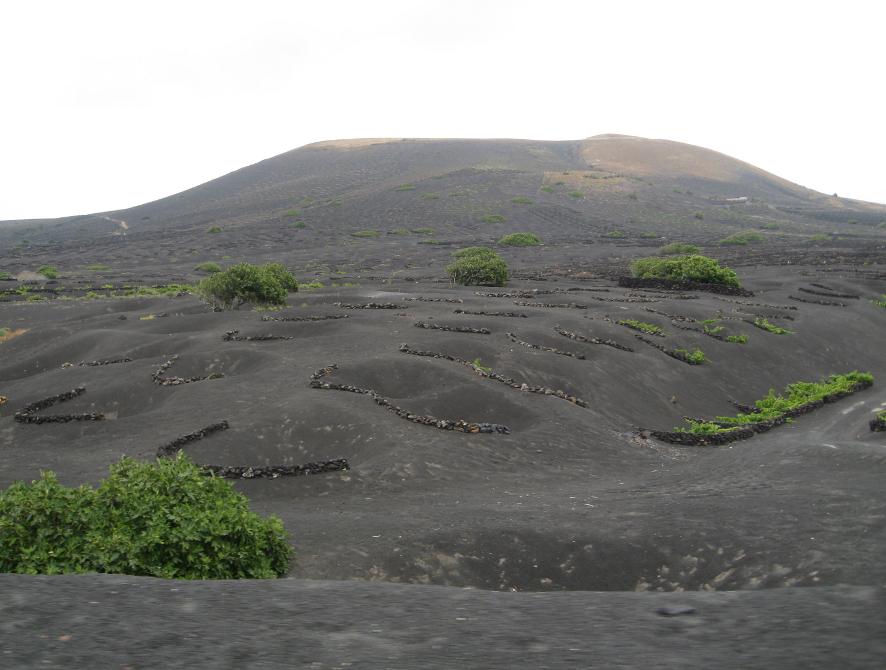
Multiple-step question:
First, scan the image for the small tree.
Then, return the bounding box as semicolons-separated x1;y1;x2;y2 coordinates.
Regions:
447;249;508;286
196;262;298;310
631;254;740;286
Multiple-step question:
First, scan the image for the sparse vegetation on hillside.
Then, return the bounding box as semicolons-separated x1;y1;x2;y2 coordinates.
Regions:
207;226;222;234
753;317;792;335
282;209;301;218
674;347;707;364
351;230;381;238
196;262;298;310
617;319;664;336
194;262;222;274
659;242;700;255
675;372;874;434
85;263;110;271
0;454;291;579
511;196;533;205
411;228;434;235
720;231;764;246
631;255;740;286
499;233;541;247
446;249;508;286
37;265;58;279
568;191;583;198
394;184;416;191
0;272;13;280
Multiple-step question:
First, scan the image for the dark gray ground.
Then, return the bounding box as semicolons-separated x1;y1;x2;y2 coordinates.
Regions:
2;575;884;669
1;137;885;667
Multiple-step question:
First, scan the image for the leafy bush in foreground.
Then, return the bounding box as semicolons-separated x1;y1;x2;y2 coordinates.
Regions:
676;371;873;434
196;262;298;310
0;454;291;578
659;242;700;255
499;232;541;247
631;255;740;287
447;249;508;286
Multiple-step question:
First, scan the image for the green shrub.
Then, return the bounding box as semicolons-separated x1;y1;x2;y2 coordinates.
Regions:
85;263;110;271
196;262;297;310
540;185;555;193
418;239;441;245
604;231;626;239
0;327;9;338
194;262;222;274
720;231;764;246
675;372;873;434
639;232;659;239
394;184;416;191
207;226;222;233
422;192;440;200
694;211;704;220
871;295;886;309
617;319;664;336
472;358;492;373
0;454;291;578
351;230;381;238
658;242;700;255
0;271;13;280
388;228;410;235
453;247;498;260
37;265;59;279
499;232;541;246
282;209;301;218
630;255;740;286
511;196;533;205
411;227;434;235
753;317;792;335
481;214;506;223
759;222;779;230
446;251;508;286
288;221;306;229
726;334;749;344
675;347;706;364
568;191;583;198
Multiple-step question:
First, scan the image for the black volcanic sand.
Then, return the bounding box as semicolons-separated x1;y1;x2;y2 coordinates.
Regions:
1;263;885;667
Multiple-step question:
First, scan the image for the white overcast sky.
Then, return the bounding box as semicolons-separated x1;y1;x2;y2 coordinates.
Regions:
1;0;884;220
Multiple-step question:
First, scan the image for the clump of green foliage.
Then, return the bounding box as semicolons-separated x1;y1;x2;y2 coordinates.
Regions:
511;196;533;205
568;191;583;198
411;227;434;235
481;214;506;223
726;334;749;344
472;358;492;373
759;222;780;230
394;184;416;191
207;226;222;233
499;232;541;247
604;231;626;239
719;231;764;246
85;263;110;271
540;185;555;193
301;281;324;290
618;319;664;336
675;372;874;434
418;239;441;245
37;265;59;279
0;271;13;280
639;232;659;239
351;230;381;238
0;327;9;338
675;347;706;364
288;221;306;229
196;262;298;310
0;453;291;578
282;209;301;218
694;211;704;220
753;317;792;335
446;248;508;286
194;262;222;274
631;255;740;287
872;295;886;309
422;192;440;200
808;233;830;242
658;242;700;255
